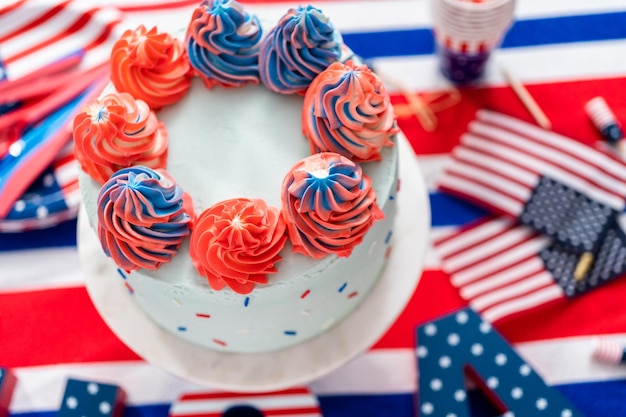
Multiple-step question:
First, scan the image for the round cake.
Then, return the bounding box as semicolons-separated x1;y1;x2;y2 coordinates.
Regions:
77;0;400;353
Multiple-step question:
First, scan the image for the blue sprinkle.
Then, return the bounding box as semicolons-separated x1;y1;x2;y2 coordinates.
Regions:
385;230;393;245
244;297;250;307
284;330;297;336
177;326;187;332
117;268;126;279
338;282;347;293
389;195;395;200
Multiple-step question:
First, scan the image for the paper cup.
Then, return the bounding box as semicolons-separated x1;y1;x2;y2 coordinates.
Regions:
431;0;515;83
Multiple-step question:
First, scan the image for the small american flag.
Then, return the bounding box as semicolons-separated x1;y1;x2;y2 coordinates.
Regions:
169;387;323;417
438;109;626;254
435;110;626;323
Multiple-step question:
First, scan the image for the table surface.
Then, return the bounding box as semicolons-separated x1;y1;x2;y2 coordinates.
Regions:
2;1;626;417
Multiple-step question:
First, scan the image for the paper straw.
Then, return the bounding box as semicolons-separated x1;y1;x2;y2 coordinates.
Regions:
501;66;552;130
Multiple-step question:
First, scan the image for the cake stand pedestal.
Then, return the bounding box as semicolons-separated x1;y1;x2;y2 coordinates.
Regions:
78;135;430;392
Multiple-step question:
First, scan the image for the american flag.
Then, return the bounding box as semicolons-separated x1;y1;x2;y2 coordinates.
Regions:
3;1;626;417
434;110;626;322
437;109;626;253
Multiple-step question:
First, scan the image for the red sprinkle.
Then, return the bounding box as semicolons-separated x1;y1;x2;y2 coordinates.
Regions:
348;291;359;299
124;282;134;294
213;338;227;347
196;313;211;318
301;290;311;299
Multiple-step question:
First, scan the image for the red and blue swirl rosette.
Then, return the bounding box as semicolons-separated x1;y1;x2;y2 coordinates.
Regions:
97;166;192;271
186;0;263;88
302;60;398;162
281;152;383;259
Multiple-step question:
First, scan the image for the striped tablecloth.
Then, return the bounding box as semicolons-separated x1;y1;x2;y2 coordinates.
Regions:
2;0;626;416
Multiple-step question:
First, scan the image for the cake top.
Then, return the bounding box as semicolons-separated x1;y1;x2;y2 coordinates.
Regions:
73;0;398;295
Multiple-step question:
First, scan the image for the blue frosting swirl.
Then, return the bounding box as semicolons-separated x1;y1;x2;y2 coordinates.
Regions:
186;0;263;88
259;6;342;95
97;166;191;271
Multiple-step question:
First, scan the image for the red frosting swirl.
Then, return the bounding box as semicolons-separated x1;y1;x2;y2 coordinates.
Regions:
111;25;192;109
302;60;398;162
189;198;288;294
73;92;168;184
281;152;384;259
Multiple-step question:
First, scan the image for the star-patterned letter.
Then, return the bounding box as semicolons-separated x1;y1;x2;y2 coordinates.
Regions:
416;308;586;417
58;379;126;417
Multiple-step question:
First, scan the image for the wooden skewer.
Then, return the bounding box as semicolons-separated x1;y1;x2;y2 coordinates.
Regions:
501;66;552;130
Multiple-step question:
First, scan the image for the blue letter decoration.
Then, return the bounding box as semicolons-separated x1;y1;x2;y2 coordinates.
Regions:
416;308;585;417
58;379;126;417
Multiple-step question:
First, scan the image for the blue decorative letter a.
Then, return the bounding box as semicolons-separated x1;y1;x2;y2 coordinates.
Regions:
416;308;585;417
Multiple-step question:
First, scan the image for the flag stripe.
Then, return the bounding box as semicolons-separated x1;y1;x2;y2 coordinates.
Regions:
470;270;556;311
460;256;546;299
481;285;565;324
180;388;312;400
464;129;625;209
474;116;626;204
444;162;532;201
478;110;626;183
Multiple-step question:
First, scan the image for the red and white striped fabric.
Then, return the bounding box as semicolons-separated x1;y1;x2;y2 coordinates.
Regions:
0;0;122;81
437;109;626;217
169;387;322;417
434;216;563;323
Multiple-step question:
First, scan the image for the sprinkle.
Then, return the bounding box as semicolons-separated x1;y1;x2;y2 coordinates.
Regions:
301;309;311;316
389;194;395;201
385;230;393;244
369;241;377;255
338;282;347;293
284;330;297;336
301;290;311;299
385;246;393;259
177;326;186;332
213;338;227;347
195;313;211;318
117;268;126;279
172;298;181;307
124;282;134;294
244;297;250;307
397;179;401;192
322;317;336;329
348;291;359;299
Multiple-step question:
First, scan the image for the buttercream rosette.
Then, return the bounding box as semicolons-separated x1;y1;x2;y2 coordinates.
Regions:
302;60;398;162
111;25;192;109
73;92;168;184
281;152;384;259
190;198;287;294
97;166;192;271
186;0;263;88
259;5;342;95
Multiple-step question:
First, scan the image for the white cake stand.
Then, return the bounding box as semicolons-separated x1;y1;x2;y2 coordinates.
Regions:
78;135;430;392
